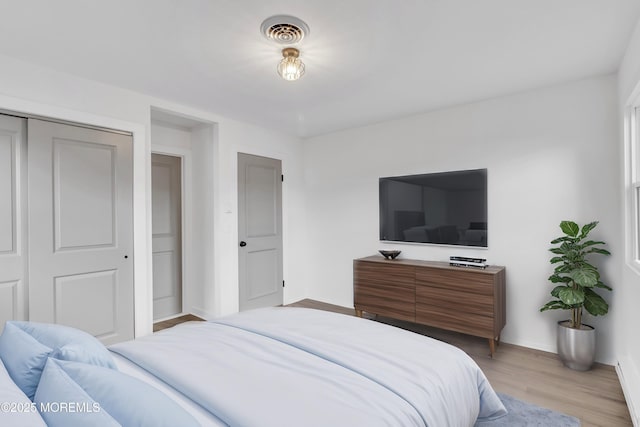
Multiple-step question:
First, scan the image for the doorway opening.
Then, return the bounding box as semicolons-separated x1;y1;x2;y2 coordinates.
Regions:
151;153;183;321
150;108;215;323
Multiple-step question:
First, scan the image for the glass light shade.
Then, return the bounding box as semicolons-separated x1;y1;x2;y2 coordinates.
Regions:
277;48;305;81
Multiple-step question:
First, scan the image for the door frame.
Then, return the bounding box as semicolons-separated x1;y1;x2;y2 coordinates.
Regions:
150;147;191;319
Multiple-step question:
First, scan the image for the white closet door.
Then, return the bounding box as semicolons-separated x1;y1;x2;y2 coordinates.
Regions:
152;153;182;320
0;115;27;331
28;119;134;344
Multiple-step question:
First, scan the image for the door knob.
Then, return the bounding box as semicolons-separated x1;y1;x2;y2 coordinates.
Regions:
239;241;247;247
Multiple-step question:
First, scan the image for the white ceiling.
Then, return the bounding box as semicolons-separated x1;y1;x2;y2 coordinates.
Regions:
0;0;639;138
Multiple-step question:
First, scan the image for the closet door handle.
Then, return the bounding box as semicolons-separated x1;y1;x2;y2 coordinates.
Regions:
239;241;247;247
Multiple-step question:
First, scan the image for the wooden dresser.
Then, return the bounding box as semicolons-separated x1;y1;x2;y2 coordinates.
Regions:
353;255;506;356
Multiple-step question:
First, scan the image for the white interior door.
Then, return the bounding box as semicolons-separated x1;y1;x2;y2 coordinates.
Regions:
238;153;283;311
151;153;182;320
27;119;134;344
0;115;27;331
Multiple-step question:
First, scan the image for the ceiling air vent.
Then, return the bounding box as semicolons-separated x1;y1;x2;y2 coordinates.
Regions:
260;15;310;44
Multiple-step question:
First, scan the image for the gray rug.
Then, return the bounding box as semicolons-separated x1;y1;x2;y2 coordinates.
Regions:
475;393;581;427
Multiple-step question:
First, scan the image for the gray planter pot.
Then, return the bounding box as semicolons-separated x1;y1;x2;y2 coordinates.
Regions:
557;320;596;371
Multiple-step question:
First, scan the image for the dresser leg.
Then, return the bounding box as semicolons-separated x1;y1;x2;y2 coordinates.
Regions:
355;309;363;318
488;338;496;358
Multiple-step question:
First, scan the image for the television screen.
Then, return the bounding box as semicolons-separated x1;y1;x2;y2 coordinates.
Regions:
379;168;487;247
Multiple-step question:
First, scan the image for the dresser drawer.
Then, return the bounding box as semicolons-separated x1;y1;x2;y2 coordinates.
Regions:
354;261;415;322
415;303;494;338
415;267;493;296
415;285;493;317
355;261;415;286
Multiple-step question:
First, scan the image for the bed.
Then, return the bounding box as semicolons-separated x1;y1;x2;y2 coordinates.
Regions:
0;307;507;427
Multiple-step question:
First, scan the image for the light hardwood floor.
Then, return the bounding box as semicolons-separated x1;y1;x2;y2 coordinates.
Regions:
155;299;633;427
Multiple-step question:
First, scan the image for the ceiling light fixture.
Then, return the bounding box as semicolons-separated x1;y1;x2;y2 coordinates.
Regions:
261;15;309;82
277;47;305;81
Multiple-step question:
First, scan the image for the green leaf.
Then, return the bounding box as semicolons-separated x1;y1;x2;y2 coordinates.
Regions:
583;288;608;316
567;267;598;287
564;249;581;263
581;262;598;271
586;248;611;256
548;274;571;283
549;256;564;264
549;247;566;255
540;300;572;312
559;242;573;251
550;285;566;298
550;236;573;244
560;241;579;253
558;287;585;305
579;221;598;239
594;281;612;291
580;240;606;248
560;221;579;237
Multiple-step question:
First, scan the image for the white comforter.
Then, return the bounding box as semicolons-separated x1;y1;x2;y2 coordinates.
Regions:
110;307;506;427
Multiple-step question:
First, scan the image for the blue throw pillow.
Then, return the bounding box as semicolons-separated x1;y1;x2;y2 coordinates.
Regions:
0;361;47;427
0;322;52;400
35;359;200;427
34;359;120;427
0;321;117;400
11;321;116;369
0;357;47;427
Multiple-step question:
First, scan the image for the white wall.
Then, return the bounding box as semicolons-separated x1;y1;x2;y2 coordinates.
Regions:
0;54;305;335
302;75;620;364
617;16;640;425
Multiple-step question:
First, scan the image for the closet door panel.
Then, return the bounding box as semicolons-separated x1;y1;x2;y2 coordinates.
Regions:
28;119;134;345
0;115;27;332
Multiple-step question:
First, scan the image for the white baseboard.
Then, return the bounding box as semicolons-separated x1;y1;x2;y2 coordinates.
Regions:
617;355;640;427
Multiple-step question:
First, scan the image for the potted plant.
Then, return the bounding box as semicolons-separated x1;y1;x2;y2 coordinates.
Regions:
540;220;611;371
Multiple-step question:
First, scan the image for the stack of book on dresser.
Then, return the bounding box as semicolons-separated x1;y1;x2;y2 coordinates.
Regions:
449;256;488;269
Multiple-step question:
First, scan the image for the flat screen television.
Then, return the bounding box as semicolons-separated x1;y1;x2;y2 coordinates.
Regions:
379;168;487;247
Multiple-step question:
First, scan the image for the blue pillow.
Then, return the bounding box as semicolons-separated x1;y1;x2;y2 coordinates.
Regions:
0;322;52;400
34;359;120;427
0;321;117;400
10;321;116;369
0;357;47;427
35;359;200;427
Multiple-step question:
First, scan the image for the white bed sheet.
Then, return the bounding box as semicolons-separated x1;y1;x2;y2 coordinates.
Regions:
111;352;227;427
